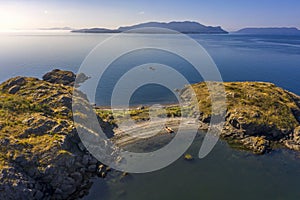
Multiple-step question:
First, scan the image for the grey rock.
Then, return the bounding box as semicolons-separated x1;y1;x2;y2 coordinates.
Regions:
44;165;55;175
51;124;64;133
87;165;96;172
3;77;26;91
78;142;86;152
64;177;75;185
59;96;72;109
71;172;83;183
27;168;37;177
89;157;98;165
82;155;89;165
8;85;21;94
42;69;75;86
14;155;27;166
76;73;90;84
54;188;63;195
34;190;44;200
61;184;76;195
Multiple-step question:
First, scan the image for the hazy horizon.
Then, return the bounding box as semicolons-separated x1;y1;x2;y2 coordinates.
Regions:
1;0;300;32
2;21;300;33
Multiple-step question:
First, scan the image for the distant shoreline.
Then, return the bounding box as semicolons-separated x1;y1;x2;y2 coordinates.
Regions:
71;21;228;34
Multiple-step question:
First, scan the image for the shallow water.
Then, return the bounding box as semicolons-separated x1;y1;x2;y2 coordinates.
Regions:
86;132;300;200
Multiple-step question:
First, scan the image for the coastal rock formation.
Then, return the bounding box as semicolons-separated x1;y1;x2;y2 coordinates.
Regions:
0;70;113;199
42;69;76;86
186;82;300;154
42;69;89;87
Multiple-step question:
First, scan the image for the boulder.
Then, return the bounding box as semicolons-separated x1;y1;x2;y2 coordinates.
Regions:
2;77;26;91
240;136;269;154
71;172;83;183
61;184;76;195
76;73;90;84
59;96;72;109
8;85;21;94
42;69;75;86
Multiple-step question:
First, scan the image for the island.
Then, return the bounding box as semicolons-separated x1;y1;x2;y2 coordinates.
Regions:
71;21;228;34
0;69;300;199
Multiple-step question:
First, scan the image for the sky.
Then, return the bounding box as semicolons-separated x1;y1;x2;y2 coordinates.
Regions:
1;0;300;31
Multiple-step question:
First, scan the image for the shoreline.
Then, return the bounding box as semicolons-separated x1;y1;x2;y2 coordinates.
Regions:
111;117;200;147
94;102;180;110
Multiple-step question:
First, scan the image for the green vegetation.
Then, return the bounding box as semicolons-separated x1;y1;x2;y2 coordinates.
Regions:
0;77;75;170
191;81;299;131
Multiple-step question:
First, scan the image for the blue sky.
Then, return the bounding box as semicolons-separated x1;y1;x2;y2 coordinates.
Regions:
1;0;300;31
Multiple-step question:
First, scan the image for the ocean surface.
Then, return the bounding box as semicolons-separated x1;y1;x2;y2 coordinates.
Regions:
1;31;300;199
0;31;300;105
87;132;300;200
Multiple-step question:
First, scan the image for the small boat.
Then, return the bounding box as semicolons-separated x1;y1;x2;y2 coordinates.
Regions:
165;126;174;134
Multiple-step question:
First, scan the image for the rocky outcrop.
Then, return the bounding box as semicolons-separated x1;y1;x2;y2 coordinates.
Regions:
283;126;300;151
0;70;115;199
42;69;76;86
42;69;89;86
186;81;300;154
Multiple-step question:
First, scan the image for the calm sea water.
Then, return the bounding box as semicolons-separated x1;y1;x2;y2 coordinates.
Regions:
1;32;300;105
1;31;300;199
87;132;300;200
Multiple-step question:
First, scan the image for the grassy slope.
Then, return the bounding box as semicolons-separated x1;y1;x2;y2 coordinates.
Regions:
0;77;74;170
192;81;300;132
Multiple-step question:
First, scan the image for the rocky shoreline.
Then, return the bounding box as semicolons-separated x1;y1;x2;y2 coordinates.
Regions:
0;69;121;199
185;82;300;154
1;69;300;199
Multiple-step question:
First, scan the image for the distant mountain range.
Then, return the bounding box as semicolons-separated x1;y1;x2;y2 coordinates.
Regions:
234;27;300;35
72;21;228;34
